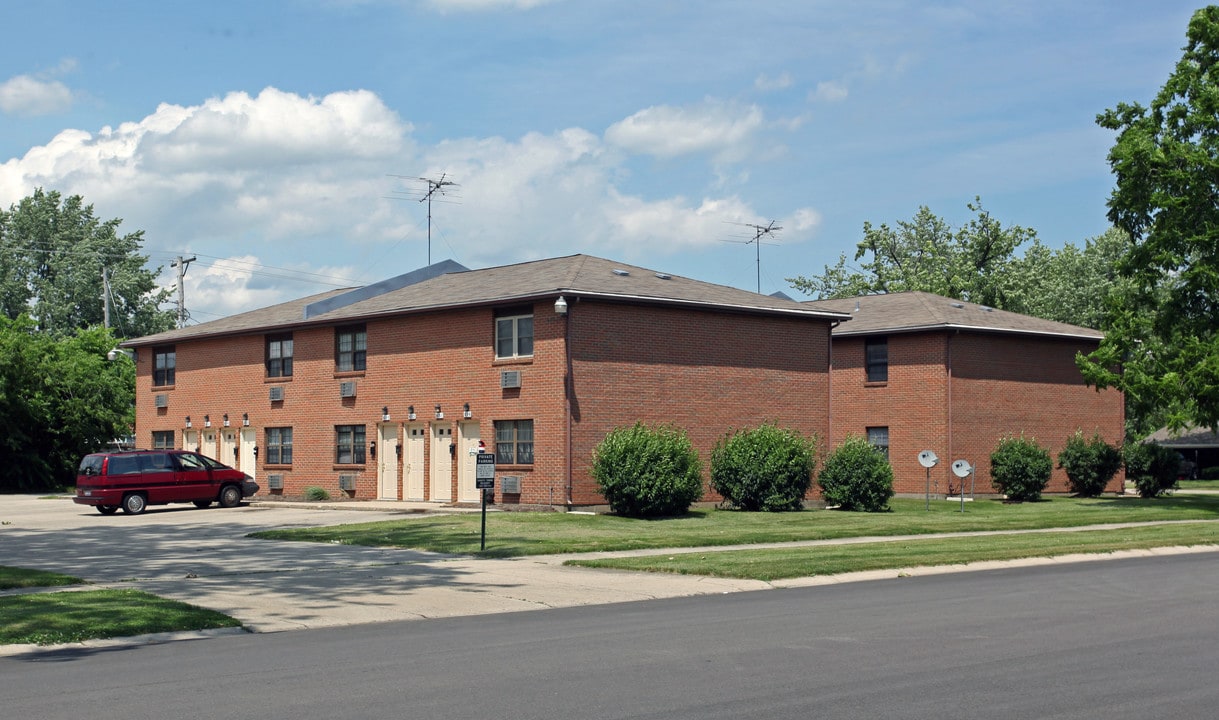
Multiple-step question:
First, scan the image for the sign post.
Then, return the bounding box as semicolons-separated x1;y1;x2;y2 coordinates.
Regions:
475;452;496;550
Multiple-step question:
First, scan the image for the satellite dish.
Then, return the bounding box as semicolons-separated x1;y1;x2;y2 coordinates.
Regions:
951;460;973;478
918;450;939;468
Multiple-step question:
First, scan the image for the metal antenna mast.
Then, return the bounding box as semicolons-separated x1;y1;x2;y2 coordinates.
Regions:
388;174;460;266
723;221;782;293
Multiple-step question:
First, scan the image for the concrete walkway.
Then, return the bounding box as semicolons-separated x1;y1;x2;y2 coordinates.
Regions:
3;495;1218;656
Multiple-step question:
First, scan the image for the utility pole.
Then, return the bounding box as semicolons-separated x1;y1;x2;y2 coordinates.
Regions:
170;255;196;328
101;266;111;329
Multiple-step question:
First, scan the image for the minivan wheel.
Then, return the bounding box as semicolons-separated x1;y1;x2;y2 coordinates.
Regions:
218;485;242;508
122;493;147;515
97;505;119;515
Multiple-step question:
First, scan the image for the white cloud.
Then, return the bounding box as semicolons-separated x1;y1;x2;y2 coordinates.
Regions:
605;100;764;161
755;72;793;92
0;75;74;116
0;86;817;320
810;80;849;103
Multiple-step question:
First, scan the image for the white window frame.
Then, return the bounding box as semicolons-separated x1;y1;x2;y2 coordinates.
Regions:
495;314;534;359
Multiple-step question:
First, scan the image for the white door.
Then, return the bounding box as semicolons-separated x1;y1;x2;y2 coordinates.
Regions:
221;429;238;467
377;423;399;500
182;429;198;452
457;422;481;503
405;425;426;500
239;428;256;480
202;430;217;459
430;425;453;501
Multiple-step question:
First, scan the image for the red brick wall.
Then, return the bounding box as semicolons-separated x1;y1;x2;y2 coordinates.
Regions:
830;330;1124;496
133;300;835;507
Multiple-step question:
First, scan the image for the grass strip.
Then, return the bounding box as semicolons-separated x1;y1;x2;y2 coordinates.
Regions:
249;495;1219;557
0;566;85;590
565;523;1219;581
0;589;242;646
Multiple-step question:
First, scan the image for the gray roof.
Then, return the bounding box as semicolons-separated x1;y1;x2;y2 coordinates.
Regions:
127;254;849;347
804;291;1103;340
1146;425;1219;449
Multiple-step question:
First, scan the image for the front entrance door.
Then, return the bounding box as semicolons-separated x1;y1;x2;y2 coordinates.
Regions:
183;429;198;452
430;425;453;501
221;428;238;468
457;422;481;503
377;423;399;500
405;425;425;500
202;430;217;459
239;428;256;481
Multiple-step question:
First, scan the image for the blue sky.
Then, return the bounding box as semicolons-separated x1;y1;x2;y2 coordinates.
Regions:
0;1;1202;326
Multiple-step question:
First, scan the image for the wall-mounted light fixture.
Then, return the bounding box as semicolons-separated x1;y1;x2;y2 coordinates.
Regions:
395;443;402;458
554;295;568;315
435;404;444;420
252;445;259;459
463;403;472;419
223;413;230;427
408;405;416;421
185;415;192;428
382;406;390;422
369;440;377;459
242;412;250;427
204;414;211;428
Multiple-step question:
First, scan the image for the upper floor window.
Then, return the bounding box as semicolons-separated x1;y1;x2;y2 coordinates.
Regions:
153;346;176;386
495;308;533;359
494;419;534;465
335;325;366;372
265;427;293;465
152;430;174;450
266;333;294;378
865;337;888;383
335;424;366;465
866;426;890;460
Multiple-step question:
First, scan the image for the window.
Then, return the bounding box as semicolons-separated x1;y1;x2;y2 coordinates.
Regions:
266;427;293;465
495;310;533;359
266;334;294;378
152;430;174;450
153;346;176;386
865;337;888;382
495;420;534;465
335;325;366;372
335;425;366;464
867;427;890;460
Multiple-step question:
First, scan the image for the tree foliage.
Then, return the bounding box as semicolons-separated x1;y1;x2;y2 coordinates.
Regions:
710;423;816;512
0;315;135;491
0;188;175;337
1078;7;1219;433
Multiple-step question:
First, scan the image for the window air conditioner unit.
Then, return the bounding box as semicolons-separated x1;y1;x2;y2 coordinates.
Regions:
269;386;285;402
154;394;169;408
500;370;522;389
501;475;521;494
267;474;284;490
339;381;357;398
338;473;356;491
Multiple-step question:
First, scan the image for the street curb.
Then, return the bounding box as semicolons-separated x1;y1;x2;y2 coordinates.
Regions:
0;626;249;658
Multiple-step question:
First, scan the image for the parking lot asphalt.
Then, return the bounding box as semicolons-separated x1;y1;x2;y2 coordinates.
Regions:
3;494;1217;655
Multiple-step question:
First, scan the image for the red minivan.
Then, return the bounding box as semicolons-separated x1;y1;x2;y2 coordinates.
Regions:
75;449;259;515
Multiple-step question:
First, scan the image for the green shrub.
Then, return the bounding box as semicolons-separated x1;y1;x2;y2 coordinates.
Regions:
1057;431;1123;497
1124;442;1179;498
710;424;817;511
990;435;1052;501
592;422;704;518
1201;466;1219;481
817;435;894;512
303;486;331;502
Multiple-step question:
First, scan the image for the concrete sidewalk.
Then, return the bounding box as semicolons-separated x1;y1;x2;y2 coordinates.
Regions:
3;495;1219;656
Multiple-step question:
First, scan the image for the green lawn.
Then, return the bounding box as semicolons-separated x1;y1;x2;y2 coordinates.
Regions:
567;522;1219;580
248;495;1219;558
0;566;87;590
0;589;242;646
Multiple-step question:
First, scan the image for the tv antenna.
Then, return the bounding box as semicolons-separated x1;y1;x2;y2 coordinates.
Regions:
387;173;461;266
722;220;781;293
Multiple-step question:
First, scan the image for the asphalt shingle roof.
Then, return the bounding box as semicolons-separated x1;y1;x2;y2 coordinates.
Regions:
804;291;1103;340
127;254;849;347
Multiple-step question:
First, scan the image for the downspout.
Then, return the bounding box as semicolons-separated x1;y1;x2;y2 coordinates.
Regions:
827;320;839;453
564;301;574;509
946;330;954;495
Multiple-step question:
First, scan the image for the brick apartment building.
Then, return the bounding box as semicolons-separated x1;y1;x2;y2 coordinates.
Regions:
121;255;848;508
806;291;1125;496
